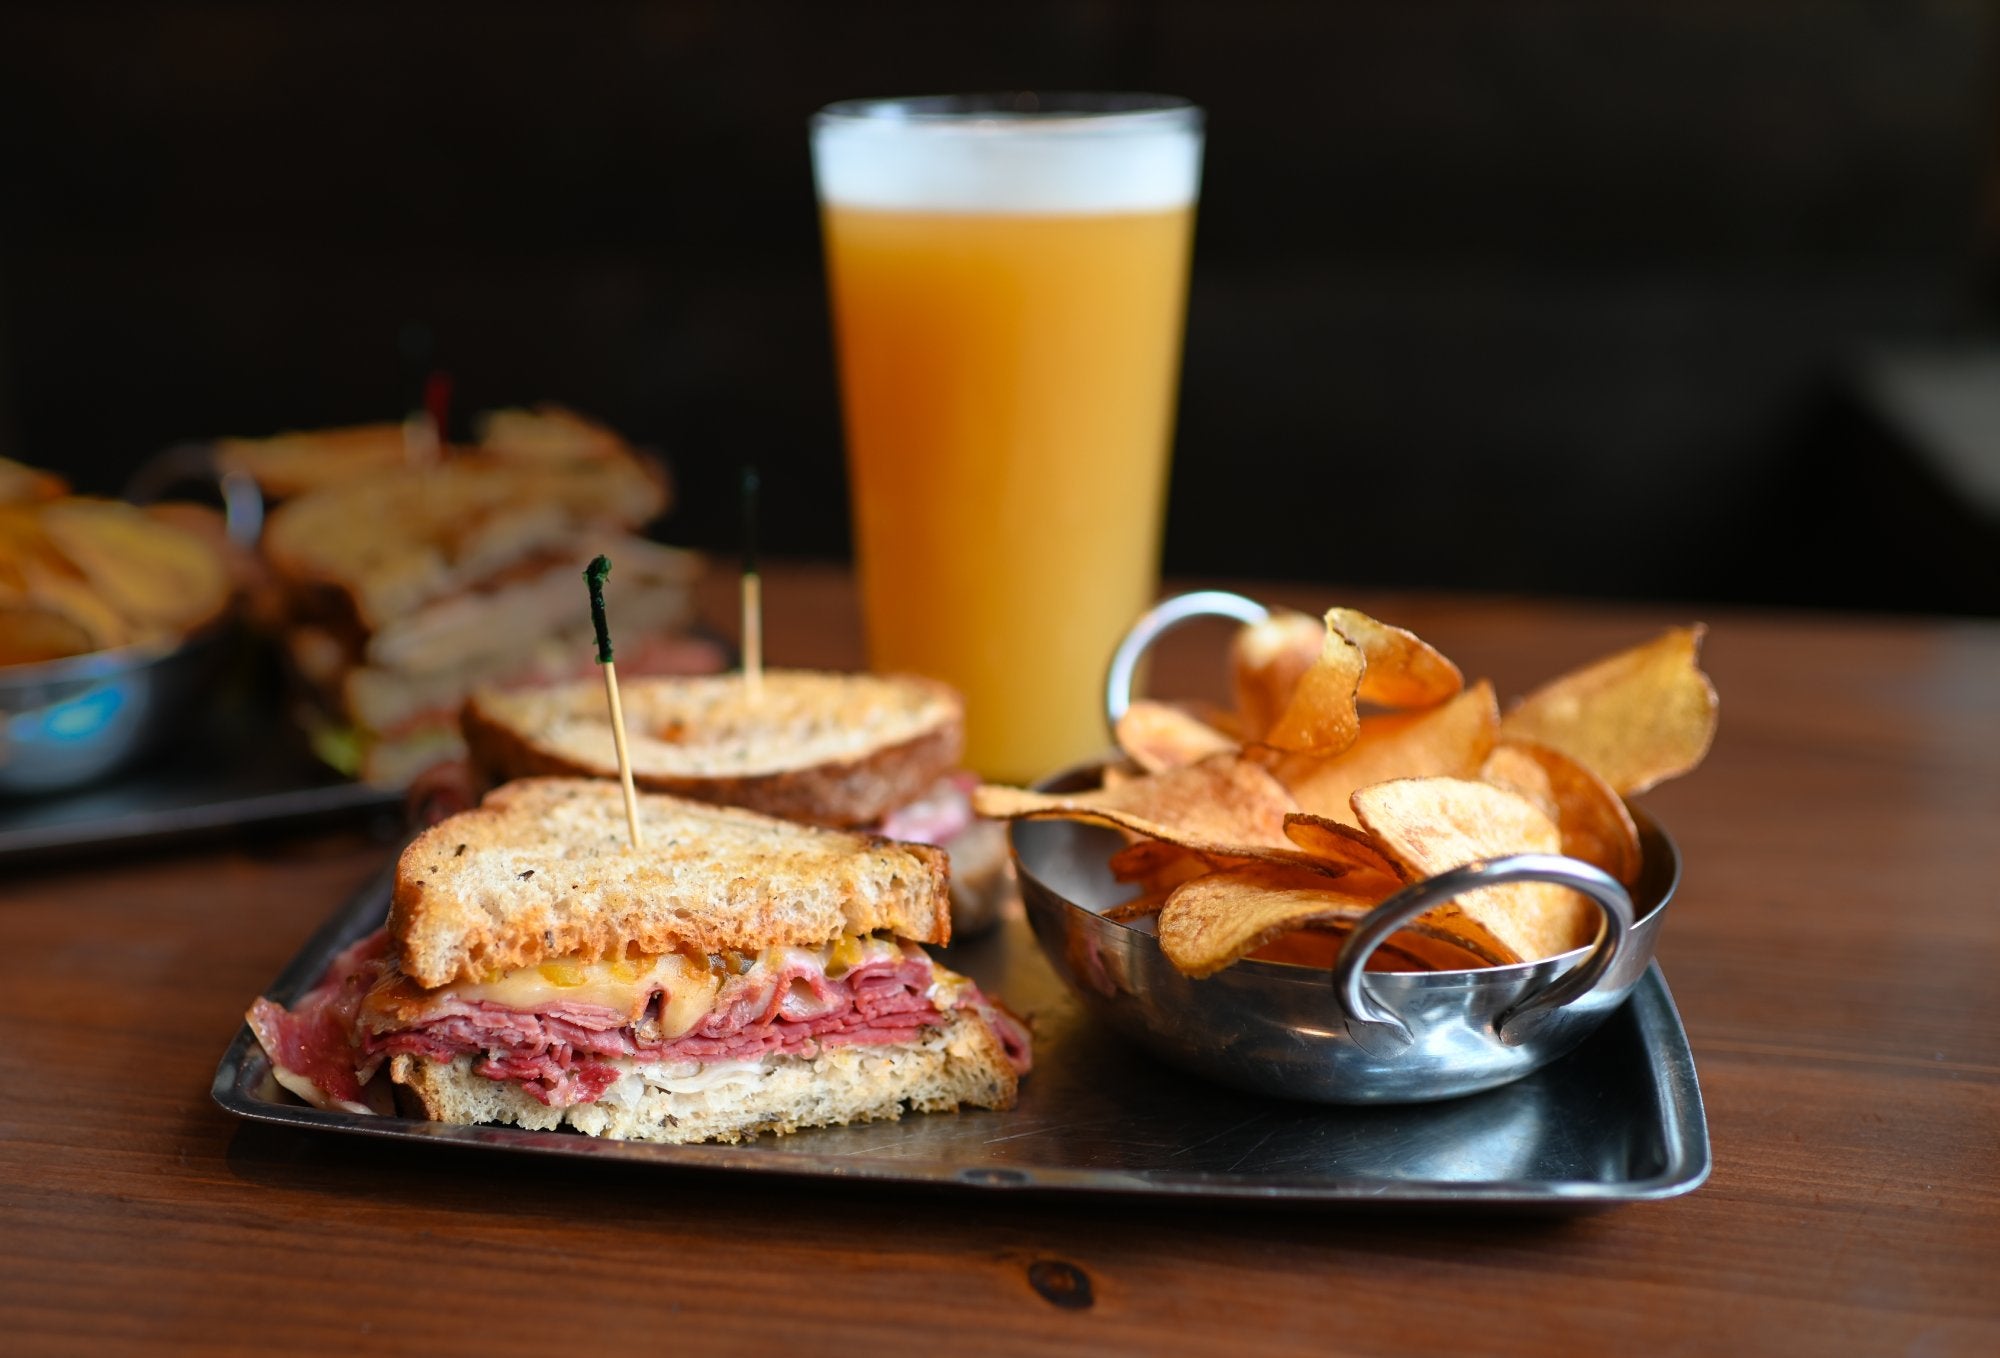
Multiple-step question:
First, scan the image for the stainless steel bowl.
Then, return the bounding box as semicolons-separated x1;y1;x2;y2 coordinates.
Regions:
1013;586;1681;1104
1012;782;1679;1104
0;627;229;796
0;445;260;798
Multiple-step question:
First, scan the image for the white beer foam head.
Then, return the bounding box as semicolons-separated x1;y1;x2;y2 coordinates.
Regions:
812;100;1202;214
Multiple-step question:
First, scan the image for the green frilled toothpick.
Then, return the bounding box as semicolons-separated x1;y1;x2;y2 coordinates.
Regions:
741;465;764;702
585;554;644;849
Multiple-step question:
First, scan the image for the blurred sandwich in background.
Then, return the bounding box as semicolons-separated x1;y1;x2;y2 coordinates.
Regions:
215;404;633;502
237;406;722;786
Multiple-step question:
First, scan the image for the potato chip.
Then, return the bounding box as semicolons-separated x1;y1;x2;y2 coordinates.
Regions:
1115;699;1240;773
1103;897;1162;924
1187;700;1249;742
1352;776;1598;962
0;604;96;665
1157;863;1396;978
1367;929;1506;972
1109;840;1220;904
1475;742;1559;819
1498;625;1718;796
40;499;230;636
973;755;1318;862
1326;607;1464;708
1249;926;1497;973
0;510;133;651
1281;813;1407;880
1106;836;1200;884
1098;763;1141;793
1273;680;1500;826
0;457;66;506
1260;625;1365;757
1229;608;1325;740
1480;740;1642;885
1244;927;1353;968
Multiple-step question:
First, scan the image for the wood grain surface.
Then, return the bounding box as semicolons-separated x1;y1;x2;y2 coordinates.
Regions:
3;563;1995;1356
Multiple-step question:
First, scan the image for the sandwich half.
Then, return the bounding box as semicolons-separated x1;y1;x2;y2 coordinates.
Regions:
247;778;1030;1143
252;437;718;786
458;669;1011;933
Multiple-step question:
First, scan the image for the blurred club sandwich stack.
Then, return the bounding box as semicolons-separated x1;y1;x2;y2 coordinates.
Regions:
223;405;718;786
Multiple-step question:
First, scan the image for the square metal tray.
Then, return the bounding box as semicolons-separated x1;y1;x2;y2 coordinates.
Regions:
214;871;1710;1207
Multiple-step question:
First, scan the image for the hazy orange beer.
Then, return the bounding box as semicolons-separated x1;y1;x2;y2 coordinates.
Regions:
812;95;1203;783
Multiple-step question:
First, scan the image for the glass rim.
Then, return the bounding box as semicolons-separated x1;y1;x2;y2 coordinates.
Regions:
814;92;1201;132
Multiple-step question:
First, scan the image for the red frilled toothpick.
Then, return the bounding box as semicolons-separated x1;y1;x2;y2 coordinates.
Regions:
585;554;644;850
402;370;452;467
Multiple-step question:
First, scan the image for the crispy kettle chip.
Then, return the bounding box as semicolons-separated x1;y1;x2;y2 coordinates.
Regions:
1475;742;1559;820
0;457;67;506
1115;699;1241;773
39;499;230;637
973;755;1312;861
1497;625;1718;796
1157;863;1397;979
1248;924;1508;972
0;604;97;665
1229;608;1326;741
1107;840;1260;923
1107;835;1204;884
1261;625;1365;757
1273;680;1500;827
0;509;134;651
1281;812;1407;880
1480;740;1643;885
1352;776;1598;963
1326;607;1464;708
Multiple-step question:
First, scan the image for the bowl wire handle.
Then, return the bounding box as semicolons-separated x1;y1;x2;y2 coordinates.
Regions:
1331;853;1636;1058
123;442;266;547
1102;590;1270;736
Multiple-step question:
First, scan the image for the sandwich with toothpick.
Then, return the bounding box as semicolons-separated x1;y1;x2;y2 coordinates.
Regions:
444;474;1012;934
458;669;1012;934
246;777;1031;1142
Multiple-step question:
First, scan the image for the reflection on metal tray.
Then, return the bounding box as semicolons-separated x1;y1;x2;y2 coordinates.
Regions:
213;872;1710;1207
0;640;398;865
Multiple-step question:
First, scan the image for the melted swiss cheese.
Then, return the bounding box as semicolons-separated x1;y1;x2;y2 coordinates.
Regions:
445;951;720;1036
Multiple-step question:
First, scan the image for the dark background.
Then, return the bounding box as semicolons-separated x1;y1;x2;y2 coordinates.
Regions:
2;1;1996;614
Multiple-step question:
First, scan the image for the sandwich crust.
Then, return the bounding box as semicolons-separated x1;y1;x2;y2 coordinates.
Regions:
461;670;965;828
390;778;952;988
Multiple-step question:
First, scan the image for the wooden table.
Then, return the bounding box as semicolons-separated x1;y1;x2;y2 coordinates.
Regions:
5;562;1996;1356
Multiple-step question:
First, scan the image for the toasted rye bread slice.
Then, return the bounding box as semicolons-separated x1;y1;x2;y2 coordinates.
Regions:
391;777;951;988
388;1005;1018;1143
461;670;964;829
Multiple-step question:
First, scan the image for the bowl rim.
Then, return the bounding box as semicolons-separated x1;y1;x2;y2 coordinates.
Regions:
0;617;230;693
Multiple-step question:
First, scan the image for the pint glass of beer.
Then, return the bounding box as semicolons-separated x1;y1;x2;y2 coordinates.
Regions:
811;94;1203;783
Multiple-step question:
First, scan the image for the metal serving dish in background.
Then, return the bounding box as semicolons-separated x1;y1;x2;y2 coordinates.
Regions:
0;451;262;798
0;626;229;796
1013;781;1680;1104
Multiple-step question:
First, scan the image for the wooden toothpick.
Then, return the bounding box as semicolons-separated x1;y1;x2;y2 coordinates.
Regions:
741;465;763;703
585;554;644;850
